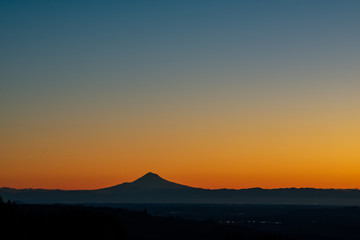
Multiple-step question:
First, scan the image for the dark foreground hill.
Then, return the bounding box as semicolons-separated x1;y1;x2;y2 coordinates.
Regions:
0;199;285;240
1;199;360;240
1;172;360;205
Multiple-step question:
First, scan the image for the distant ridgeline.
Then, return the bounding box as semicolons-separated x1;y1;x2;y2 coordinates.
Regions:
1;172;360;205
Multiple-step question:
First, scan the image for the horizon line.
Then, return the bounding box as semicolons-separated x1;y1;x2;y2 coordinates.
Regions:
1;172;359;191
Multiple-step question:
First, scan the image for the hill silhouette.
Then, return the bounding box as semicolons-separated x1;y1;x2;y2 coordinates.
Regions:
0;200;293;240
2;197;360;240
102;172;191;191
1;172;360;205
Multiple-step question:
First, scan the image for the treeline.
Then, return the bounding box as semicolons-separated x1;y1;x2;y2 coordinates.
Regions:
0;196;127;240
0;196;287;240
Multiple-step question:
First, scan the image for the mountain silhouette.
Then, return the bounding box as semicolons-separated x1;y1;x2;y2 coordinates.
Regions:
102;172;191;191
1;172;360;205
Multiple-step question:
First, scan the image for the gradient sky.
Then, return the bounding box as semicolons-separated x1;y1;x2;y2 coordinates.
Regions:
1;0;360;190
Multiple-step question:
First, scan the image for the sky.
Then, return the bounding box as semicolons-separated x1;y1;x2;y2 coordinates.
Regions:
1;0;360;190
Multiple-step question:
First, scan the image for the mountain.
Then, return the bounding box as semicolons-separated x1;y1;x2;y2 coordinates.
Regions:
1;172;360;205
101;172;191;191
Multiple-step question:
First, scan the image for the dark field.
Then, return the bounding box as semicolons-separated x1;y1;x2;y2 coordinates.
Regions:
1;199;360;240
89;203;360;239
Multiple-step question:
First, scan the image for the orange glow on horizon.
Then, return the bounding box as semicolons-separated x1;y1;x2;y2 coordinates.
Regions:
1;77;359;191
